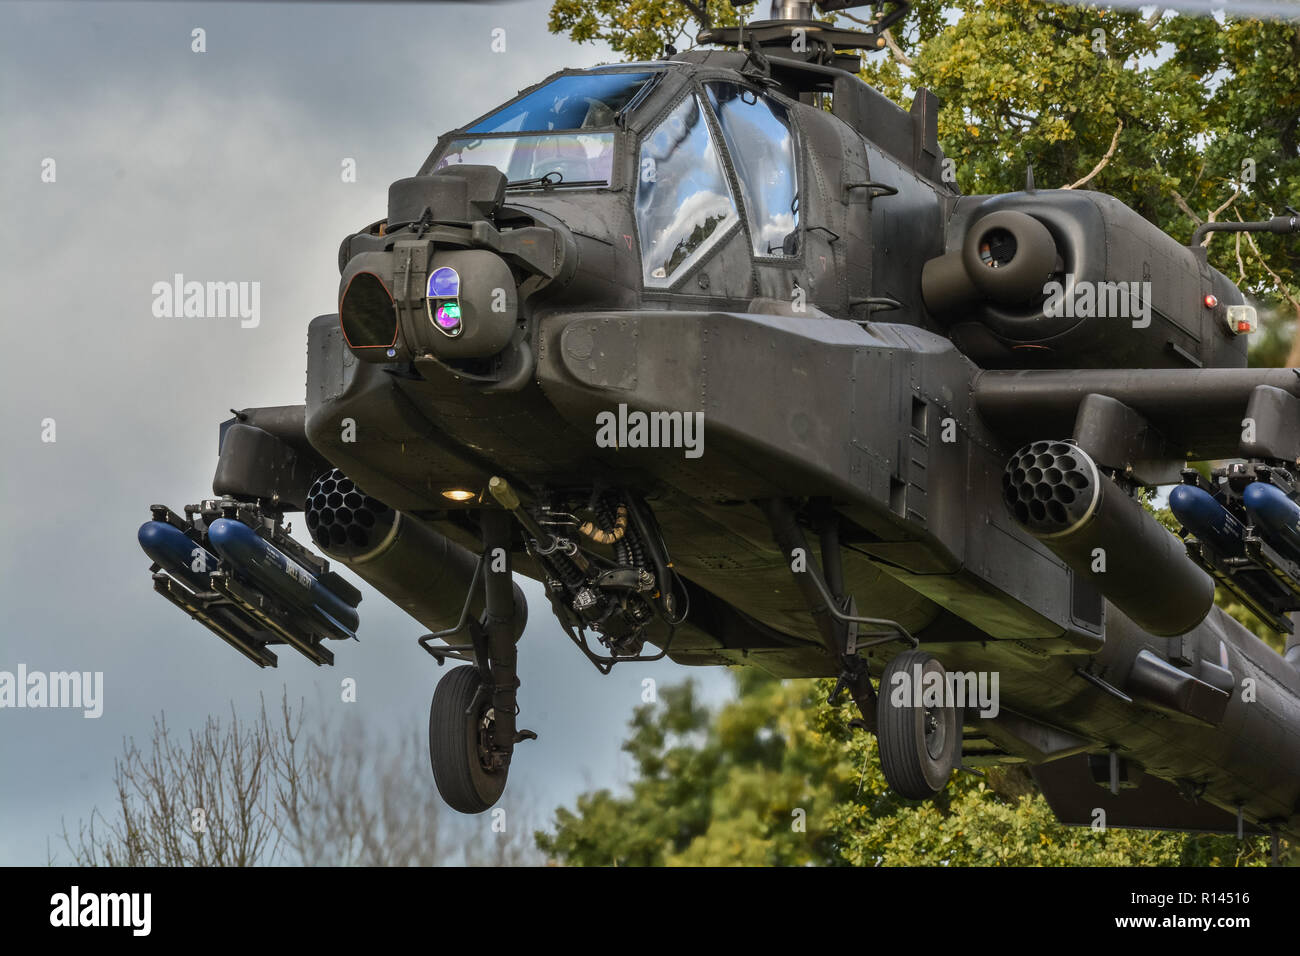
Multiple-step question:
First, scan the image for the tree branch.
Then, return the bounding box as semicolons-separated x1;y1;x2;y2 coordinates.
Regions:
1210;187;1241;221
1170;188;1202;225
1174;186;1243;247
881;28;913;67
843;11;913;67
1063;120;1123;190
679;0;712;31
1239;210;1300;313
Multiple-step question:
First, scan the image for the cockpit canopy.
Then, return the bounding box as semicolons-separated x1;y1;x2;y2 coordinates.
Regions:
434;69;660;188
467;71;656;133
431;64;803;290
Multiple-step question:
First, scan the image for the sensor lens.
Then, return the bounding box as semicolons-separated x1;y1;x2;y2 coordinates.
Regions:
339;272;398;349
435;302;462;332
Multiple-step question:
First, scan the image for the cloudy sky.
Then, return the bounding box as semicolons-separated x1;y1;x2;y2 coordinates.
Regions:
0;0;735;865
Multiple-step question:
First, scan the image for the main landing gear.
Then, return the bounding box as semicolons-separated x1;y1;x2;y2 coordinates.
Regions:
765;498;962;801
421;509;536;814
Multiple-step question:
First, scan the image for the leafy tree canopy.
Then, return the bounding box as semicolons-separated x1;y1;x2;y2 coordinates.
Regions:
536;671;1274;866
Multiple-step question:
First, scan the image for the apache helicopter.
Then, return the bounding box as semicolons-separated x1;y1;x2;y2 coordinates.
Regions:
139;0;1300;842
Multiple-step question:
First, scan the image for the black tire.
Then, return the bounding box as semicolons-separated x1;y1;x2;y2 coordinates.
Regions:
876;649;962;800
429;665;508;813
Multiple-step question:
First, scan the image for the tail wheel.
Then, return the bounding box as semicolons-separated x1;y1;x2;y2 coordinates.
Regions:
429;664;508;813
876;649;962;800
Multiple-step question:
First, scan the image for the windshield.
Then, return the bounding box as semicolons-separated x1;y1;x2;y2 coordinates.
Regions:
705;82;800;257
635;95;739;287
435;132;616;187
468;72;655;134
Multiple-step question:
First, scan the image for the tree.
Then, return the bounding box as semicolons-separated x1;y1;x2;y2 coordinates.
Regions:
58;693;542;867
59;704;288;867
549;0;1300;363
537;671;846;866
536;672;1280;866
548;1;748;62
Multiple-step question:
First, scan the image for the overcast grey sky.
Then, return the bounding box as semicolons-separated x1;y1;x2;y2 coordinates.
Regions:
0;0;735;866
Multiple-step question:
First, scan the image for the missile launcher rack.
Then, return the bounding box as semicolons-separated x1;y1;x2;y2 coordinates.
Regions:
142;498;361;667
1175;464;1300;635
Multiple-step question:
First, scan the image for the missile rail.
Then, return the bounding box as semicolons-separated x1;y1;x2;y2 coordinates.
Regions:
141;499;362;668
1174;466;1300;635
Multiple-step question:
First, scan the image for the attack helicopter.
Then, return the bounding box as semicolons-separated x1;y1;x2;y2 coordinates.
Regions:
139;0;1300;843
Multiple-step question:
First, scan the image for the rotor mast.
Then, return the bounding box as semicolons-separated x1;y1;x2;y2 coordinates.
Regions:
701;1;910;71
770;0;816;18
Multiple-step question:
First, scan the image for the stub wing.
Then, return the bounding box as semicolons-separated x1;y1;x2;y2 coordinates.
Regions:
1032;754;1269;837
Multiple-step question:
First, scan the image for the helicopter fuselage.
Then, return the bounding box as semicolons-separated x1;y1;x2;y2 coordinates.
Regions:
166;50;1300;836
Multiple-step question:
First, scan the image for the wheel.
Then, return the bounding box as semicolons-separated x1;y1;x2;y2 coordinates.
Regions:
876;649;962;800
429;664;508;813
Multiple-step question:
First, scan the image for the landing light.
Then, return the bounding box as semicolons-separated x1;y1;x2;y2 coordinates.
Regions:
442;489;477;502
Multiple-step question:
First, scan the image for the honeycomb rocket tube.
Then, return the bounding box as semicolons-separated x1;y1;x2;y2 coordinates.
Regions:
304;469;526;640
1003;441;1214;636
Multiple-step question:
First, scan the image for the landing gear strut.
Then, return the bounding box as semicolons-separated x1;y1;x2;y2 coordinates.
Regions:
764;498;960;800
425;508;535;814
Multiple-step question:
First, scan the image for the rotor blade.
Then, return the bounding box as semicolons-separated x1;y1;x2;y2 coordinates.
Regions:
1039;0;1300;20
816;0;1300;21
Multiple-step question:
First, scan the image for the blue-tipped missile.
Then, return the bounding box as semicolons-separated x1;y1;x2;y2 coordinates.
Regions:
138;520;222;590
1243;481;1300;564
1168;485;1247;558
206;518;360;636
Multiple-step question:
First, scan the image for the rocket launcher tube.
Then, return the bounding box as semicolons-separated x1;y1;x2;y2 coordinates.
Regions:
304;469;527;641
1003;441;1214;636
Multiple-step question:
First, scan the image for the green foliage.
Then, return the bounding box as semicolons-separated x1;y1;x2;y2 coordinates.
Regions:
548;0;749;62
537;671;845;866
537;672;1279;866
